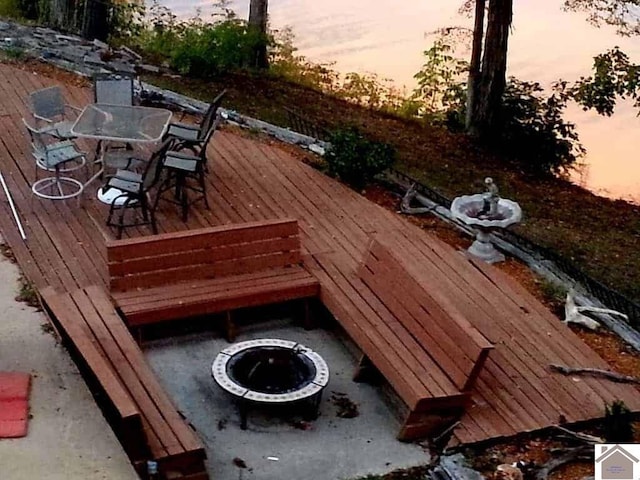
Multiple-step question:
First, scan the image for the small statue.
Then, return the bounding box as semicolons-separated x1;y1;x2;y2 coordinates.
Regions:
480;177;500;218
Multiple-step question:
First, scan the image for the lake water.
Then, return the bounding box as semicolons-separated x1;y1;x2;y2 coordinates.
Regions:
161;0;640;203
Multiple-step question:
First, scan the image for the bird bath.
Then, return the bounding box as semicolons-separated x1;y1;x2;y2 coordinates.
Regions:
450;178;522;263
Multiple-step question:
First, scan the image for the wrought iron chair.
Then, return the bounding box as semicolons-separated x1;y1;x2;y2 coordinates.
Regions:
23;118;86;201
101;140;172;239
163;89;226;155
155;115;222;222
28;86;81;140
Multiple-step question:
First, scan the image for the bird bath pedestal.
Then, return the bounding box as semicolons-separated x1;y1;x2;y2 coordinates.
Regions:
450;179;522;264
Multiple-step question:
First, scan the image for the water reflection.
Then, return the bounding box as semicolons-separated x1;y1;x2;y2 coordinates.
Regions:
159;0;640;203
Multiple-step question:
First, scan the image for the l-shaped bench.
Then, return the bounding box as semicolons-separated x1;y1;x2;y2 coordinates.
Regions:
309;236;494;440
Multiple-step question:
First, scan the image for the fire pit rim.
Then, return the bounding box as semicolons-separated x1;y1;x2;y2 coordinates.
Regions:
211;338;330;404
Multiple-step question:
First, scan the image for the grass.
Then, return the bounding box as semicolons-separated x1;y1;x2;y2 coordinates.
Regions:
15;274;41;309
142;70;640;307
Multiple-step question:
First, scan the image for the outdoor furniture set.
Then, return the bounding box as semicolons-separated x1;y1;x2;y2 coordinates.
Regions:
23;75;227;237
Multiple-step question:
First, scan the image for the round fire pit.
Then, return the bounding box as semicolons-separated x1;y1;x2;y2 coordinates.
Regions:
212;339;329;429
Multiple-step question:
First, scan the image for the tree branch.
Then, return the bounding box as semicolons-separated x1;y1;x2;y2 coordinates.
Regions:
550;364;640;385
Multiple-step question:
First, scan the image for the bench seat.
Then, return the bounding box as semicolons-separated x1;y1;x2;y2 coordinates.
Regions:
42;286;208;480
115;266;320;327
107;219;319;337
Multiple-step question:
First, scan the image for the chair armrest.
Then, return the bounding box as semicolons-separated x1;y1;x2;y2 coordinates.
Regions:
47;140;77;152
33;114;53;123
168;122;199;132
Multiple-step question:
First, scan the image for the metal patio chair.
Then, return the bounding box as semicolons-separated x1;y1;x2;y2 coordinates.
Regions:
93;72;137;170
93;72;135;106
28;86;81;140
155;115;222;222
23;118;86;201
163;89;226;155
101;140;172;239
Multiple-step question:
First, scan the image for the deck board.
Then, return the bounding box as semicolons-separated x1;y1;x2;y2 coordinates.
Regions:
1;63;639;446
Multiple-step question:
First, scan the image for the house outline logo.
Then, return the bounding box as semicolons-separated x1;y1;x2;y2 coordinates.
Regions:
595;444;640;480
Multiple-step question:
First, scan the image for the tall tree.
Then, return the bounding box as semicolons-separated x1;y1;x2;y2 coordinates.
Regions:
466;0;513;138
465;0;486;132
248;0;269;69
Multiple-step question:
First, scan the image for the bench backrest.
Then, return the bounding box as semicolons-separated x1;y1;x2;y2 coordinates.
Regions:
107;218;302;292
358;238;493;392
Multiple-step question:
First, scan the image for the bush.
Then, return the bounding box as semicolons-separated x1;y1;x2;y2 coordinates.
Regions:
325;127;396;189
170;19;265;77
131;2;269;78
495;78;584;177
0;0;25;18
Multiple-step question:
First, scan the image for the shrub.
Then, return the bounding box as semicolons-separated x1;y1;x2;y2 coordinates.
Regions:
0;0;19;17
496;78;584;177
131;2;269;78
325;127;396;189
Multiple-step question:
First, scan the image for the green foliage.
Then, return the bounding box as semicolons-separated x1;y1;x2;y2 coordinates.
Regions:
0;0;23;18
412;39;468;126
538;279;568;305
604;400;634;442
325;127;396;189
495;78;584;177
108;1;146;44
0;0;38;19
269;28;341;92
569;47;640;115
270;29;413;115
2;45;25;59
131;1;268;78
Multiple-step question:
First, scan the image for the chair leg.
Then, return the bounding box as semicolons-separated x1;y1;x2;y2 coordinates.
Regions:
199;169;209;210
144;193;158;235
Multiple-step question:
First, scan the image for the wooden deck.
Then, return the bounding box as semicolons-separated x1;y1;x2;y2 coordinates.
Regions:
1;63;639;447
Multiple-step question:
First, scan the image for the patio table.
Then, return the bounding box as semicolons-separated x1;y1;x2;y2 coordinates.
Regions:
70;104;172;193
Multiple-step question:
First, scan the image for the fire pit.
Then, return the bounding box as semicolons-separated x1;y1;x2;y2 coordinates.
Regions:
211;339;329;429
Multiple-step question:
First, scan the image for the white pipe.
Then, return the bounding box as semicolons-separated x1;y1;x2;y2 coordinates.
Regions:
0;172;27;241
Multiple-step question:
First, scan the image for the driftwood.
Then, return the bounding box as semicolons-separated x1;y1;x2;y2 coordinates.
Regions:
552;425;604;444
400;183;434;215
534;445;593;480
563;289;628;330
550;364;640;385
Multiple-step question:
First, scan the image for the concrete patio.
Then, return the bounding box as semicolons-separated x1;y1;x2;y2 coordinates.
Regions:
143;316;430;480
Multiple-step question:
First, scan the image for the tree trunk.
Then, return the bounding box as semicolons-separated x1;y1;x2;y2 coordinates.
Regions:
82;0;110;41
248;0;269;69
467;0;512;138
466;0;486;131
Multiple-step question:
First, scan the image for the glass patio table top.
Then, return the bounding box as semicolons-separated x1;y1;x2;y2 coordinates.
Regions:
70;104;172;143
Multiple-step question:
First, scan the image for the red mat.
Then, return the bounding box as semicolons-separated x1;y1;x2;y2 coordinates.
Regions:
0;372;31;438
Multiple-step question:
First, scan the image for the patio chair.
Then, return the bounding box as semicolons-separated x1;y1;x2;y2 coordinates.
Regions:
163;89;226;155
93;72;135;106
23;118;86;201
101;139;172;239
93;72;137;169
155;114;222;222
28;86;81;140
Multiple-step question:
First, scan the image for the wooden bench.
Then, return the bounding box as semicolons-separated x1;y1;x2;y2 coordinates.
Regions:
107;219;320;340
42;286;208;480
356;238;494;440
